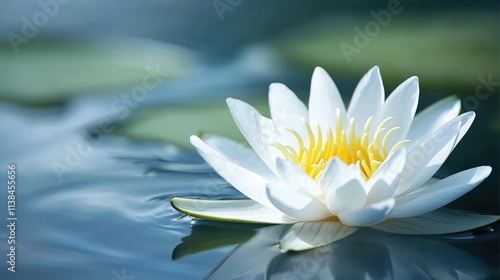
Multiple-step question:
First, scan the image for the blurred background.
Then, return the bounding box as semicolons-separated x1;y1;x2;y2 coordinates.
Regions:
0;1;498;279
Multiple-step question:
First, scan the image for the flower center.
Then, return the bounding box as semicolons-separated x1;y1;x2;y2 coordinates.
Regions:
273;109;409;181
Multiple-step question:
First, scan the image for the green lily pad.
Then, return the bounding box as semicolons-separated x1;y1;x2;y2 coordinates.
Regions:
0;37;192;105
114;99;269;150
272;11;498;91
171;197;296;224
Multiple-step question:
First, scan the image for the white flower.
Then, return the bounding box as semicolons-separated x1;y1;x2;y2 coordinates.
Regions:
172;66;499;251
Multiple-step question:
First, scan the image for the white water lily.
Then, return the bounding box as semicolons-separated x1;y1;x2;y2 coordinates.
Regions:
172;66;499;251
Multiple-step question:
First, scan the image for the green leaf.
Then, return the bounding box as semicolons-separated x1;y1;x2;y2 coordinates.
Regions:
0;37;192;105
272;11;498;91
171;197;297;224
114;99;269;150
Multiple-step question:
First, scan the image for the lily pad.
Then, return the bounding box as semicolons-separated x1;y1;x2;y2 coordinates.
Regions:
114;99;269;150
0;37;192;105
272;11;498;91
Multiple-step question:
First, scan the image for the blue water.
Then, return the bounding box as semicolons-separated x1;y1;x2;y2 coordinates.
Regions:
0;102;228;279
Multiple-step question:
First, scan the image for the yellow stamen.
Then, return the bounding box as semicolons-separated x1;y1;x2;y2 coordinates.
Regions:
275;115;408;181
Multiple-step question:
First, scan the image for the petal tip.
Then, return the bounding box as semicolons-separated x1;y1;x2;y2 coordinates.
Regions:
480;165;492;177
408;76;419;87
189;134;202;146
457;111;476;126
312;66;331;81
313;66;326;73
269;82;284;90
226;97;245;108
269;83;291;99
369;65;380;74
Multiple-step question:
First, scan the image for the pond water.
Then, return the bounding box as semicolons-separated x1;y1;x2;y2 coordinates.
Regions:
0;95;498;280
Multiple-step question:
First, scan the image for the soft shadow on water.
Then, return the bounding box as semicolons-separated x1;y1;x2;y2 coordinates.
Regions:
0;97;498;280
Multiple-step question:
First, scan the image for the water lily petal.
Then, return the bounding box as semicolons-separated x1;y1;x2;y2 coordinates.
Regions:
391;166;492;218
170;198;297;224
372;208;500;234
406;96;461;146
454;111;475;149
374;76;419;149
275;158;323;197
396;112;475;196
266;184;331;221
308;67;347;132
326;178;367;216
203;135;279;184
347;66;384;135
319;157;360;194
226;98;282;171
395;118;462;196
338;198;395;226
253;112;286;169
269;83;309;145
365;181;394;208
191;135;279;209
280;221;358;251
367;147;406;204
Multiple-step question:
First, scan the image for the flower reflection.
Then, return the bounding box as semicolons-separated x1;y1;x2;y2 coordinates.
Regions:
173;223;490;280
